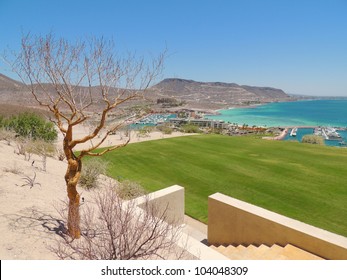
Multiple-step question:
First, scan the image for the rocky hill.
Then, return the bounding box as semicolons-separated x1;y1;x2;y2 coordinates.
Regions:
0;73;292;111
150;78;291;109
0;73;24;89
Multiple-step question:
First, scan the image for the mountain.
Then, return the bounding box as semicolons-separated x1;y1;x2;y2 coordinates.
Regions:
0;73;24;89
150;78;291;109
0;73;292;111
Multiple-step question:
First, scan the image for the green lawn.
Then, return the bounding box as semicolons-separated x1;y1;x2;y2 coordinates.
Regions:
92;134;347;237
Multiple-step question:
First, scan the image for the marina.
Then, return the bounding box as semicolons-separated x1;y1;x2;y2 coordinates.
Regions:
285;127;347;147
135;113;176;125
314;127;342;140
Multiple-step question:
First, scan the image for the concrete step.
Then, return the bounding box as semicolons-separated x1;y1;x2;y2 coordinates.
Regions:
224;245;239;256
261;244;287;260
282;244;323;260
227;245;247;260
242;244;268;260
216;245;228;254
210;243;323;260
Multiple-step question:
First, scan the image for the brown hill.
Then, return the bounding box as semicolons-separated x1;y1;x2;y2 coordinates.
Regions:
0;73;291;111
150;78;291;109
0;74;142;112
0;73;24;89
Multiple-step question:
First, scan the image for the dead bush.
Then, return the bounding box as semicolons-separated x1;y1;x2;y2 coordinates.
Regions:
26;140;56;171
0;128;16;145
116;180;147;200
52;187;185;260
79;158;108;190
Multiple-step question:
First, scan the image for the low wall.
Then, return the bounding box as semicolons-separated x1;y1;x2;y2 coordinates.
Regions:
133;186;228;259
135;185;185;225
208;193;347;260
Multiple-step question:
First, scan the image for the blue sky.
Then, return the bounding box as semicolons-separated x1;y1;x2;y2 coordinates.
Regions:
0;0;346;96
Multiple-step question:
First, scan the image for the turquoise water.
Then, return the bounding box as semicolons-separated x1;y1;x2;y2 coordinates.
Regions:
284;128;315;142
206;99;347;127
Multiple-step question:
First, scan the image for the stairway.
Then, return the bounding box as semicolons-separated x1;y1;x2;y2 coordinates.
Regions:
210;243;323;260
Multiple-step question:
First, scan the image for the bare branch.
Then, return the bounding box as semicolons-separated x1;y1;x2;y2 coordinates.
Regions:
51;185;186;260
6;32;165;239
80;138;131;158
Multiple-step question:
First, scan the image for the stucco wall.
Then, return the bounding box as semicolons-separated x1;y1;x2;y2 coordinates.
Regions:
208;193;347;260
135;185;185;225
133;186;228;259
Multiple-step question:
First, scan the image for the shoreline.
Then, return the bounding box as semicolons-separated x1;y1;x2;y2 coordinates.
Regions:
204;102;269;116
204;99;347;128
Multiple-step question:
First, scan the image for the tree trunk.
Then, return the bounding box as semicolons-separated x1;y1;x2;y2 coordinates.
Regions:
65;157;82;239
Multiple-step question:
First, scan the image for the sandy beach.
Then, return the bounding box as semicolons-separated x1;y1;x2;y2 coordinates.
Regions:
0;130;195;259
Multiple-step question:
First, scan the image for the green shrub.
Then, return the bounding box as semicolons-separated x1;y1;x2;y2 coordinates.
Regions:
302;135;324;145
0;115;8;128
79;158;108;189
137;126;153;137
162;126;173;134
157;124;173;134
6;112;57;141
180;124;201;133
116;180;147;200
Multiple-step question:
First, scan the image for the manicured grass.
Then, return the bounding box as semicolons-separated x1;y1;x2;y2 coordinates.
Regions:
93;134;347;237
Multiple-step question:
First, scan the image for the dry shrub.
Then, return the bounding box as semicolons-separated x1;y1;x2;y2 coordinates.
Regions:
14;137;28;157
26;140;56;171
116;180;147;200
52;186;185;260
302;135;325;145
0;128;16;145
157;124;173;135
79;158;108;189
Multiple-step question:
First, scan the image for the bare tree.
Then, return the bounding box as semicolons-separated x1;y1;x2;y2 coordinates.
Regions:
7;33;164;238
26;139;56;171
52;186;186;260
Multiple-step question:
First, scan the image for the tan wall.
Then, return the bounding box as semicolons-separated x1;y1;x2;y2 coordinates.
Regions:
133;185;229;259
208;193;347;260
135;185;185;225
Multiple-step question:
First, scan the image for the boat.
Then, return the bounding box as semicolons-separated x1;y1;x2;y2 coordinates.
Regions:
290;127;298;137
326;127;342;140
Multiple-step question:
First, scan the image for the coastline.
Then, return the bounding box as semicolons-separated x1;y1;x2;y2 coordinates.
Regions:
204;102;270;116
204;99;347;128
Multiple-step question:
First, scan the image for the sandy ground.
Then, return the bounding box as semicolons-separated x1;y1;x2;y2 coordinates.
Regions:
0;130;196;259
57;124;195;150
0;142;66;259
262;128;289;141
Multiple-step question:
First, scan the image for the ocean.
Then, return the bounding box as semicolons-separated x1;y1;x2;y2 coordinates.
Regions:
206;99;347;127
205;99;347;147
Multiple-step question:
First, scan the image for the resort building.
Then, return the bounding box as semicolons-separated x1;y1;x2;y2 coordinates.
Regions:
169;118;227;129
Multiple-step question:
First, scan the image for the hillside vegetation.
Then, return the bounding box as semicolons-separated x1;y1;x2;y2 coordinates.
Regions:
91;134;347;237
